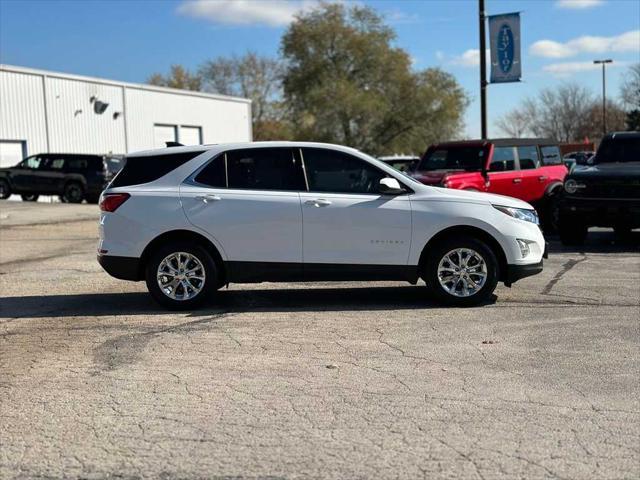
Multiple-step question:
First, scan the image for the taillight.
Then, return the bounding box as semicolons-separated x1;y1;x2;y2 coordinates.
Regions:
100;193;130;212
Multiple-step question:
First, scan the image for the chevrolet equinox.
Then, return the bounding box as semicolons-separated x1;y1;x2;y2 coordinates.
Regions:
98;142;546;309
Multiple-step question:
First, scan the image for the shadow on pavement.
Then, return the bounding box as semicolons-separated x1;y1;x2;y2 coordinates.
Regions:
1;285;500;319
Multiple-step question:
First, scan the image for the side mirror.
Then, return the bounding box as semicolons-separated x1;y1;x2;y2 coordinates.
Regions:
379;177;404;195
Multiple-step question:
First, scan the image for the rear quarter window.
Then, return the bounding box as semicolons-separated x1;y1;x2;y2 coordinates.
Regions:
110;151;205;188
541;146;562;165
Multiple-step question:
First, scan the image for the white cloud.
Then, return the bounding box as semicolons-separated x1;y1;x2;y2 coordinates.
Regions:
542;60;628;77
555;0;604;9
530;30;640;58
449;49;490;67
177;0;320;27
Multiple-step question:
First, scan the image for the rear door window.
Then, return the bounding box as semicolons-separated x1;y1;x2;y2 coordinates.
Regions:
226;148;305;191
517;146;540;170
489;147;516;171
541;146;562;165
110;151;205;188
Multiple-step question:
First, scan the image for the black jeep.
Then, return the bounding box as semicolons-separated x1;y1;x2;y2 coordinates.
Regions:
559;132;640;245
0;153;124;203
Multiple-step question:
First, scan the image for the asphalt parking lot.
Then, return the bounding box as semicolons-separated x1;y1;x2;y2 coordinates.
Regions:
1;201;639;480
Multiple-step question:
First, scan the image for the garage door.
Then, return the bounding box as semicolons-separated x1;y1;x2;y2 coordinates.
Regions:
153;125;177;149
180;126;202;146
0;141;26;168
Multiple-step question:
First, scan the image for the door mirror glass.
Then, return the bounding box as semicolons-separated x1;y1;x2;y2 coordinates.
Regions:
379;177;404;195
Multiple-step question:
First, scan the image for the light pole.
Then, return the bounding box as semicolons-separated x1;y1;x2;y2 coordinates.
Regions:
593;59;612;136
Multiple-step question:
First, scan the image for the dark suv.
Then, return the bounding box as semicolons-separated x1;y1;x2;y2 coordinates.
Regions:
559;132;640;245
0;153;124;203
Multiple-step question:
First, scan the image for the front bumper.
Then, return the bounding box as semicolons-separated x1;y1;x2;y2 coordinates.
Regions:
561;197;640;228
98;254;141;281
504;260;543;287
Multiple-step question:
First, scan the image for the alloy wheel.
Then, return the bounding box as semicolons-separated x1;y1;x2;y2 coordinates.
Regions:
437;248;487;297
156;252;206;301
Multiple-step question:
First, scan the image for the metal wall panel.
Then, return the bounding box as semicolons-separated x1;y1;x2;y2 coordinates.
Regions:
0;70;48;155
45;77;126;154
125;87;252;153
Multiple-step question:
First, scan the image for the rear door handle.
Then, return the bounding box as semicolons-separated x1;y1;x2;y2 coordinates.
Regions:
195;194;221;204
512;178;522;184
305;198;332;207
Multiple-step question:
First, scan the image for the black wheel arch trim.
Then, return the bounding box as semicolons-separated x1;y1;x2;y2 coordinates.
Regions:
418;225;509;283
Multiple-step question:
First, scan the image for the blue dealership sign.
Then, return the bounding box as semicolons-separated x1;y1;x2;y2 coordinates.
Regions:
489;12;521;83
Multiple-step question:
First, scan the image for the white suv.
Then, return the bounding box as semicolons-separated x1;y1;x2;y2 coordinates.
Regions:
98;142;546;309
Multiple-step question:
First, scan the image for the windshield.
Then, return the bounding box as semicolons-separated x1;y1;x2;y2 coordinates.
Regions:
418;146;486;172
595;137;640;164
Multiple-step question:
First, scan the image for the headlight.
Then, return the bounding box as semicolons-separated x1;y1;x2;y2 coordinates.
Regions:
493;205;539;225
564;179;586;194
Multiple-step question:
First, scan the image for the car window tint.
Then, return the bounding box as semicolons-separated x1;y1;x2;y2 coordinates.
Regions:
518;146;540;170
194;155;226;187
50;158;65;169
541;146;562;165
226;148;305;191
303;148;387;194
419;147;485;172
111;151;205;188
67;158;88;169
489;147;516;172
23;156;41;169
596;137;640;163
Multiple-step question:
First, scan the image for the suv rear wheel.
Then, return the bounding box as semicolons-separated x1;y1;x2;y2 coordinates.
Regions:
0;179;11;199
424;238;499;307
61;182;84;203
145;242;219;310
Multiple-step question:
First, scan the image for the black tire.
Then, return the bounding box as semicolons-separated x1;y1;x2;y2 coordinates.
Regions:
85;194;100;204
145;242;219;310
559;217;588;246
0;179;11;199
541;190;562;233
423;237;499;307
21;194;39;202
62;182;84;203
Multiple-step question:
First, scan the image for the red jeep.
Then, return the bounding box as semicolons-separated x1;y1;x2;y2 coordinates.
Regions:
412;138;568;229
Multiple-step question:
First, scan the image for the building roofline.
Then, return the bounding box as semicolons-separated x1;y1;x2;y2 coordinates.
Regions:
0;63;252;105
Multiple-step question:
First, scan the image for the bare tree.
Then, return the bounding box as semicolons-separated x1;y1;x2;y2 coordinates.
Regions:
496;108;530;137
497;83;596;142
200;53;288;140
620;63;640;110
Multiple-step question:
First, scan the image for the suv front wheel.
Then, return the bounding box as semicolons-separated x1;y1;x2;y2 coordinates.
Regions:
424;238;499;307
145;242;219;310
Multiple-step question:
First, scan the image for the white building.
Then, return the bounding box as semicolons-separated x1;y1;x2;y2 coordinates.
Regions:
0;64;252;167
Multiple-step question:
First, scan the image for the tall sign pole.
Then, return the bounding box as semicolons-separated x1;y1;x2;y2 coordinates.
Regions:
594;59;612;136
479;0;488;139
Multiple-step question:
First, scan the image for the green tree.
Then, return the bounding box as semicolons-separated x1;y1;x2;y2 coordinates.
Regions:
200;53;290;140
281;3;467;155
147;65;203;91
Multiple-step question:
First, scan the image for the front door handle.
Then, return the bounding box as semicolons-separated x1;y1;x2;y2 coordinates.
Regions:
195;194;221;204
512;178;522;184
538;175;548;182
305;198;332;207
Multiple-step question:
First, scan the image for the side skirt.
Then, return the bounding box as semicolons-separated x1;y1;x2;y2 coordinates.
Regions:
226;261;419;284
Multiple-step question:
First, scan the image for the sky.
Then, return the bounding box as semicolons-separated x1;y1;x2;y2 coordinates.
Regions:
1;0;639;138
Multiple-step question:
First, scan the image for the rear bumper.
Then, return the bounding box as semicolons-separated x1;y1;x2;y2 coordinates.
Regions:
504;260;543;287
97;254;141;281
